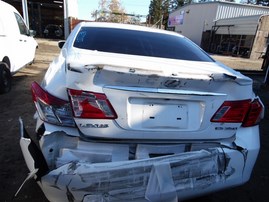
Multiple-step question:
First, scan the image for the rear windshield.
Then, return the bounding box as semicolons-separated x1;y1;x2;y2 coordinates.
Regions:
73;27;213;62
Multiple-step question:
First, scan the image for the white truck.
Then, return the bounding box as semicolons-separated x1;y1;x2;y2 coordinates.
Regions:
0;1;38;93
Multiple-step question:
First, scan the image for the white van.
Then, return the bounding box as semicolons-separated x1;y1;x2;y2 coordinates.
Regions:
0;1;38;93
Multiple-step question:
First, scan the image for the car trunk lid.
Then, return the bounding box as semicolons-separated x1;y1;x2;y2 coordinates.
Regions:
65;52;254;140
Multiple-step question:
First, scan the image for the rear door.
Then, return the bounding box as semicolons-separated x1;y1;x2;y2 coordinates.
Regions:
0;12;5;60
13;12;34;71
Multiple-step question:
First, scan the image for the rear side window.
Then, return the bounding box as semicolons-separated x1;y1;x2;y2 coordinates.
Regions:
14;13;29;36
73;27;213;62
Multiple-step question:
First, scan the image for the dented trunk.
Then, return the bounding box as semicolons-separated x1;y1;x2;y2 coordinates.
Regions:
39;53;254;140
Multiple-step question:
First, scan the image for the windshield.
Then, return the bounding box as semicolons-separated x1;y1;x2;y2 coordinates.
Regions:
73;27;214;62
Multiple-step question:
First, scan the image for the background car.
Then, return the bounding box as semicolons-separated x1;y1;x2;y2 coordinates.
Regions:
43;24;63;39
20;22;264;202
0;1;38;94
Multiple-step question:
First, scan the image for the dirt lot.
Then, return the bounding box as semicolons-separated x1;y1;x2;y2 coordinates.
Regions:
0;39;269;202
212;54;263;71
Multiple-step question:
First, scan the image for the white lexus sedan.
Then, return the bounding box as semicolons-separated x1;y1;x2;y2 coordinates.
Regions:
20;22;264;202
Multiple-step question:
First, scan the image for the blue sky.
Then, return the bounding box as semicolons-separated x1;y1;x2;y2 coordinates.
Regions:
77;0;151;20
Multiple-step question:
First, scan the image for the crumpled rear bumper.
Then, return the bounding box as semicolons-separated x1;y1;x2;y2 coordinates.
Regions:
19;122;260;202
40;149;231;202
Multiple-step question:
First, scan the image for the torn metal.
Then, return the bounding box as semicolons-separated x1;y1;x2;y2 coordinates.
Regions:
42;149;226;201
19;121;251;202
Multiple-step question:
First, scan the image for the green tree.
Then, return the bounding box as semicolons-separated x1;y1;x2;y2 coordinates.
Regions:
256;0;269;5
107;0;126;22
148;0;165;27
92;0;127;22
91;0;109;21
148;0;185;28
168;0;185;11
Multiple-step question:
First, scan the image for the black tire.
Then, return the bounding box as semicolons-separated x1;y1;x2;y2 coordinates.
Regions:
0;62;12;94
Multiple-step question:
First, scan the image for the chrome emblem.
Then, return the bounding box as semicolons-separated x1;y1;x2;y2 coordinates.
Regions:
79;123;109;128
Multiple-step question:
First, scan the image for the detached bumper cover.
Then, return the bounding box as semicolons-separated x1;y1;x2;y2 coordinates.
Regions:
20;124;259;202
41;149;230;202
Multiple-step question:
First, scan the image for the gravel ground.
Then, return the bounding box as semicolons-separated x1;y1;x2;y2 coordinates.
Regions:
212;54;263;71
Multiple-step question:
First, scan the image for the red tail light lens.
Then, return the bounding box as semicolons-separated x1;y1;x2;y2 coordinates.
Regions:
31;82;75;127
242;99;263;127
211;100;251;123
211;99;263;127
68;89;117;119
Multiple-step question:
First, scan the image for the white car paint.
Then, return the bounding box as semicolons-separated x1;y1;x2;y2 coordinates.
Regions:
19;22;264;201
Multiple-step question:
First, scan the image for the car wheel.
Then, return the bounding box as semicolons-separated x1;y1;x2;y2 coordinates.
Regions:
29;59;34;65
0;62;12;94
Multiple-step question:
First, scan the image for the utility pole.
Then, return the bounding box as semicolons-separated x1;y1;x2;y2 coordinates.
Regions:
63;0;69;39
262;44;269;85
22;0;29;27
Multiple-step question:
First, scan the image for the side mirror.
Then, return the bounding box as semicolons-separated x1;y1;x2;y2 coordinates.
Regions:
58;40;65;49
29;30;36;37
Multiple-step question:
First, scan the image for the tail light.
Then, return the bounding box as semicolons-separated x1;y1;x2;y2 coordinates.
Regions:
68;89;117;119
242;99;263;127
31;82;75;127
211;99;263;127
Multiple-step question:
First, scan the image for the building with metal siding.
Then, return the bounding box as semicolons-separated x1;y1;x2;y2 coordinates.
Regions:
168;1;269;47
168;2;219;45
215;3;269;20
215;15;260;36
207;14;269;59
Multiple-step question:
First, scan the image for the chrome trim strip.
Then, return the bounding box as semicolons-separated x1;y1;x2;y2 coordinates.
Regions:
104;85;226;96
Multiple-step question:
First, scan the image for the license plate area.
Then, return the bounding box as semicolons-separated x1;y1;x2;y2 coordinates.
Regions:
128;98;200;131
142;103;187;129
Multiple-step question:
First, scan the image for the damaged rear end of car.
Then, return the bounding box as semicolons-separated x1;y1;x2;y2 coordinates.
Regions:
19;22;264;202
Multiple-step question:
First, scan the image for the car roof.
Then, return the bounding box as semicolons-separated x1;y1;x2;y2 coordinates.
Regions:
0;1;18;13
78;22;184;38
